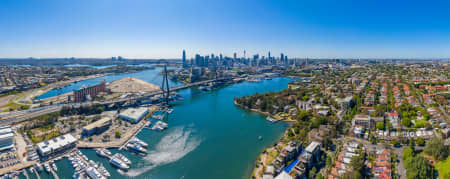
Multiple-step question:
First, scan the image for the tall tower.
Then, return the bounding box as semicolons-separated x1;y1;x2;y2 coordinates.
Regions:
161;65;170;105
182;50;186;68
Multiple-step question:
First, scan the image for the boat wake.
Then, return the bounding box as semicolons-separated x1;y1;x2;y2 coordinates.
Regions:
120;127;201;177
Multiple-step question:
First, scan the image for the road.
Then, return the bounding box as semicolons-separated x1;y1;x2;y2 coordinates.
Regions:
0;77;235;126
393;146;407;179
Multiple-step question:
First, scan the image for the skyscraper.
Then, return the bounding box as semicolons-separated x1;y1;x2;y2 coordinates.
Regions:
182;50;186;68
280;53;284;65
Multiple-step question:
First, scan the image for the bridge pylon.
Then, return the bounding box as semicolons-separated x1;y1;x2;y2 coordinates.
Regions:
161;65;170;106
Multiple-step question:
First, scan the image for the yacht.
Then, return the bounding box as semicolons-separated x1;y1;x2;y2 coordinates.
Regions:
35;163;43;172
166;108;174;114
95;149;107;158
89;160;98;168
129;137;148;148
152;121;168;131
86;167;106;179
109;157;129;170
103;149;112;156
98;164;110;177
113;153;131;165
126;143;147;153
44;163;51;173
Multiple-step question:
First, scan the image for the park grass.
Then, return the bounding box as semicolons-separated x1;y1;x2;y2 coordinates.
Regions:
436;157;450;179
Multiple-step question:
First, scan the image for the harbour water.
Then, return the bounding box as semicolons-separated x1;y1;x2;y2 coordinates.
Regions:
35;67;183;100
32;68;293;179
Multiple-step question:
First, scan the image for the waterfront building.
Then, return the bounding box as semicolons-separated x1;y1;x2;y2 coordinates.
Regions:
73;81;106;102
0;126;14;151
36;134;77;157
119;107;149;123
82;117;112;137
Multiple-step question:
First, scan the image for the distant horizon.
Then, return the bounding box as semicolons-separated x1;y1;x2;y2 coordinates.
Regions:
1;0;450;58
0;56;449;61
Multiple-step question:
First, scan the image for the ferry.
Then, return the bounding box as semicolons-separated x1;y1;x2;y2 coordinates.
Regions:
126;143;147;153
129;137;148;148
109;157;129;170
52;162;58;171
113;153;131;165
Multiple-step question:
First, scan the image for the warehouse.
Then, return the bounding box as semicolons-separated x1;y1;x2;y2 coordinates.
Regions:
119;107;149;123
82;117;112;137
37;134;77;157
0;126;14;151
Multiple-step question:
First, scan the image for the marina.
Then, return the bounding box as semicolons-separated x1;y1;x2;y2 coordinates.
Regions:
8;74;291;179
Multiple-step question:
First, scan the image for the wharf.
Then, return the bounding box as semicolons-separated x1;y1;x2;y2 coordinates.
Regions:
23;169;29;179
77;119;151;149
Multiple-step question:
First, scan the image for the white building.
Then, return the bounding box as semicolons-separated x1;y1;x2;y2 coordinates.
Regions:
0;126;14;151
119;107;149;123
37;134;77;157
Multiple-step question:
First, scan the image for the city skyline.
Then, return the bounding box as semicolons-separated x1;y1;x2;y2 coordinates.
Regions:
1;0;450;59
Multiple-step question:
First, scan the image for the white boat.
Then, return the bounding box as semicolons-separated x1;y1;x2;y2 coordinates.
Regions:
130;137;148;148
29;167;34;174
35;163;43;172
89;160;98;168
44;163;51;173
113;153;131;165
126;143;147;153
152;121;168;131
52;162;58;171
103;149;112;156
98;164;110;177
166;108;174;114
109;158;129;170
86;167;106;179
95;149;107;158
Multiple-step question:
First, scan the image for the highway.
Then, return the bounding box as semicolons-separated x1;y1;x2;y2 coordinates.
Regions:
0;77;234;126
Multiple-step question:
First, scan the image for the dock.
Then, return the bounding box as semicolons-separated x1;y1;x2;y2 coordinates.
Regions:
50;168;59;179
23;170;29;179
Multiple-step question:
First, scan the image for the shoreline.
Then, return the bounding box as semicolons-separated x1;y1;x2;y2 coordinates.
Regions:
233;99;295;179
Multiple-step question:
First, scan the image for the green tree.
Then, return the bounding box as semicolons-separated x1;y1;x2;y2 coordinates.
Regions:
402;147;414;161
376;122;384;130
424;138;449;161
115;131;121;138
416;137;425;146
405;156;434;179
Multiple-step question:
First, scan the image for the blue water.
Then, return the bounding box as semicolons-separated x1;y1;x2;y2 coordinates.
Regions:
33;68;293;179
75;77;291;179
35;67;183;100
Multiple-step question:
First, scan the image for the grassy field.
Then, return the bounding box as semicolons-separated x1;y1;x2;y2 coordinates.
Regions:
436;157;450;179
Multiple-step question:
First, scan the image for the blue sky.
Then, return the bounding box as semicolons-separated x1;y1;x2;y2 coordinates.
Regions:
1;0;449;59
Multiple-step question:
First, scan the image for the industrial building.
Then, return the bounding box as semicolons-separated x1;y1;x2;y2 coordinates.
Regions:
37;134;77;157
0;126;14;151
119;107;149;123
73;81;106;102
82;117;112;137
